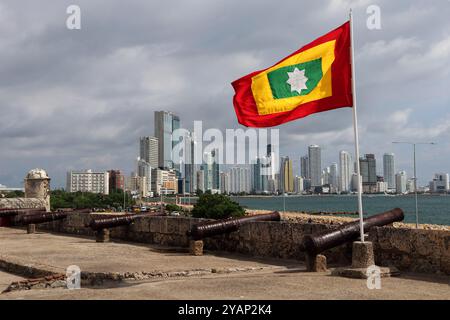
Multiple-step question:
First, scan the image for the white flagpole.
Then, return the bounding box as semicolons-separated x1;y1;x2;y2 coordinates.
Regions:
349;9;365;242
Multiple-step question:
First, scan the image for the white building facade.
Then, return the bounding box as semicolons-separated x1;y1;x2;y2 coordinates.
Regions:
66;170;109;195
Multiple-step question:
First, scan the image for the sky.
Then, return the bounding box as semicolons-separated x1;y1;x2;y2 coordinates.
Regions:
0;0;449;188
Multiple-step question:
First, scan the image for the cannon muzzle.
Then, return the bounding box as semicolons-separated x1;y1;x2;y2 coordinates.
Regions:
301;208;404;255
187;211;281;240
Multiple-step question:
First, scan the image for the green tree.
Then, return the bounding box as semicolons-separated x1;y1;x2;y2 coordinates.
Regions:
50;189;135;210
165;203;182;212
191;193;245;219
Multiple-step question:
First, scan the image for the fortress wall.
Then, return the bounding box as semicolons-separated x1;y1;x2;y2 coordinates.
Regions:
30;212;450;275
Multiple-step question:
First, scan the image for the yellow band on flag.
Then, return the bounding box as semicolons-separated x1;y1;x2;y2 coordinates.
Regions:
251;40;336;115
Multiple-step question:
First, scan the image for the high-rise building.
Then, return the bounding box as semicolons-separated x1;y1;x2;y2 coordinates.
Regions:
201;152;213;191
211;149;220;190
66;170;109;195
339;151;352;193
220;172;230;194
429;173;449;193
308;145;321;187
154;111;180;169
182;131;195;194
300;155;309;179
329;163;338;192
279;157;294;193
196;170;205;192
360;154;377;193
252;157;270;194
137;159;152;196
294;176;304;194
230;167;251;194
395;171;407;194
383;153;395;190
139;136;159;169
108;170;125;192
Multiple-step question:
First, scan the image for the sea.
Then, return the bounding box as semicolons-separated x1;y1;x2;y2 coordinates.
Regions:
228;194;450;226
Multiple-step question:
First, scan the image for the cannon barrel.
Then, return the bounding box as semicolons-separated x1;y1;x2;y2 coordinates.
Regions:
86;213;158;231
0;208;46;218
17;212;68;225
301;208;404;255
0;208;46;217
187;211;281;240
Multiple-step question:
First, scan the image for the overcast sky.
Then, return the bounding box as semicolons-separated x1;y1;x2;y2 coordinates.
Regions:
0;0;449;188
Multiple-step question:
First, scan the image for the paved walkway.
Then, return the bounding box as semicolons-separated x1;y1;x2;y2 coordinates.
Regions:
0;227;449;300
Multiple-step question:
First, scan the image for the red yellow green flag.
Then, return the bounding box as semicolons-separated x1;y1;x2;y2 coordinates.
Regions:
232;21;352;128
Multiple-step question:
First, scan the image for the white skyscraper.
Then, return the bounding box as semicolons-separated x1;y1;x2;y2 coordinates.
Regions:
339;151;352;192
383;153;396;190
154;111;180;169
139;136;159;169
220;172;230;194
230;167;251;194
329;163;338;191
308;145;321;187
430;173;449;193
395;171;407;194
137;158;152;196
294;176;304;194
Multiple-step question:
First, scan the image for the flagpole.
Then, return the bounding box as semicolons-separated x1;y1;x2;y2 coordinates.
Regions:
349;9;365;242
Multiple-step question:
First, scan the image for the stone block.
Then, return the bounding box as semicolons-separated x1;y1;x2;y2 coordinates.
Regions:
352;241;375;268
178;218;191;235
167;218;179;234
27;224;36;234
305;254;327;272
149;218;162;233
95;229;110;243
131;217;149;233
189;240;204;256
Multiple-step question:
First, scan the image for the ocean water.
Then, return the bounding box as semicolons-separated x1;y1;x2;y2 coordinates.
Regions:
230;194;450;226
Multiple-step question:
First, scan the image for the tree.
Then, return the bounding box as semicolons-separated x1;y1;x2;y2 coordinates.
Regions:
50;189;135;211
165;203;182;212
191;193;245;219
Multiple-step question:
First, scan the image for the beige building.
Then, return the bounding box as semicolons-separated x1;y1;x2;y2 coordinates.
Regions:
127;174;148;198
151;169;177;195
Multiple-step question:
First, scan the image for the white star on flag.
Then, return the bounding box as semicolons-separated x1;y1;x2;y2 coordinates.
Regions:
286;67;308;94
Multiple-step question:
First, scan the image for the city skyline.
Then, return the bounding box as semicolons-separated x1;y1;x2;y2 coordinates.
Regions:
1;1;449;188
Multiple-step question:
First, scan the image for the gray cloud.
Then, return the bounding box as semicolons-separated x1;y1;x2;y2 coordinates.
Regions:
0;0;449;187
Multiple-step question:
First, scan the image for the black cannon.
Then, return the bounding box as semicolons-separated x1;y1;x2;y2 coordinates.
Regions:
300;208;404;256
0;208;46;218
187;211;281;240
86;212;164;231
16;211;68;225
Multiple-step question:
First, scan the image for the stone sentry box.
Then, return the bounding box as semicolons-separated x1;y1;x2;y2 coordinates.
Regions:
34;212;450;275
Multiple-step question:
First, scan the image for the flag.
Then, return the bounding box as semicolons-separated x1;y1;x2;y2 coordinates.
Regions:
232;21;352;128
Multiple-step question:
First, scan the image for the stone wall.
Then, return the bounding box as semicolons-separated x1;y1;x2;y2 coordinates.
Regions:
33;212;449;275
0;198;47;210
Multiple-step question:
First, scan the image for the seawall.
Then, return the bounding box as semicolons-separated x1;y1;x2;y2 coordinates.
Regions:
23;212;450;275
